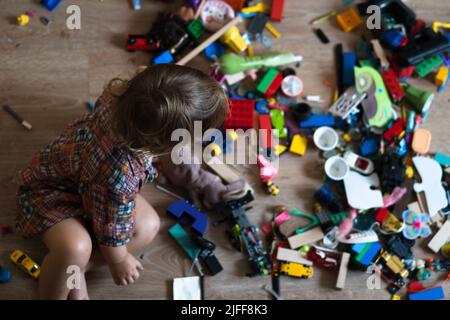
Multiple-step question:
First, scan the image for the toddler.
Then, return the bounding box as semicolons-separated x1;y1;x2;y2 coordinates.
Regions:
15;64;228;299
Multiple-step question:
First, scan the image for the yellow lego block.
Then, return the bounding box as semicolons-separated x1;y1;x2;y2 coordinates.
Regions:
274;144;287;156
391;295;401;300
247;45;254;57
336;7;362;32
221;26;247;53
435;66;449;87
289;134;307;156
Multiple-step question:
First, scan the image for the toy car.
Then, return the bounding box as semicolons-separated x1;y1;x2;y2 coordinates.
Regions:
126;34;159;52
280;262;313;279
307;247;338;270
380;251;409;279
10;250;40;279
343;150;375;175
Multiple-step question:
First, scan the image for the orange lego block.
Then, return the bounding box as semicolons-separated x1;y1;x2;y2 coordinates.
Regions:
336;7;362;32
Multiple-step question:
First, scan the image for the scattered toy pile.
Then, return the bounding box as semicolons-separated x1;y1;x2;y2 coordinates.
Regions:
130;0;450;300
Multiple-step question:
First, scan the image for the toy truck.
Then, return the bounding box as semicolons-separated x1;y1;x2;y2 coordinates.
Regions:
216;191;271;276
280;262;313;279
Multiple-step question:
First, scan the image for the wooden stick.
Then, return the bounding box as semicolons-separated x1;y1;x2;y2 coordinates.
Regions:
177;16;242;66
194;0;207;20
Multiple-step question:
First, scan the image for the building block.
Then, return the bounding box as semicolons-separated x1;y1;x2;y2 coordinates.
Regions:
151;50;175;65
299;114;335;128
428;220;450;253
41;0;63;11
288;227;324;249
351;242;382;267
382;29;408;48
342;52;357;87
336;252;350;289
224;0;245;12
270;0;285;21
408;286;445;300
167;200;208;235
435;66;449;87
187;19;205;40
383;118;405;142
256;68;283;98
276;247;313;266
415;54;444;78
224;99;254;130
336;7;362;32
289;134;307;156
169;224;201;260
259;114;273;150
248;14;269;35
360;136;379;156
381;69;405;103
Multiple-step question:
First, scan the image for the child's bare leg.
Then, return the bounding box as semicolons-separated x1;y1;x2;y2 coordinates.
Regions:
40;218;92;300
87;194;160;271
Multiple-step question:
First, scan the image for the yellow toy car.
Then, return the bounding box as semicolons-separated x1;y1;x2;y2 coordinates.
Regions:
280;262;313;279
10;250;40;279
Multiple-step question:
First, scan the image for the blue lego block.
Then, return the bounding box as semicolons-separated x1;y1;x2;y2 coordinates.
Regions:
382;29;406;48
168;224;200;260
41;0;63;11
409;286;445;300
435;152;450;167
167;200;208;235
204;42;225;61
0;266;11;283
151;50;174;65
299;114;335;128
342;52;356;87
352;242;382;266
255;100;270;114
360;136;379;156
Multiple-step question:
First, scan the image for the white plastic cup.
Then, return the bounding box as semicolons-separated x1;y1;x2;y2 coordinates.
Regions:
325;156;349;181
313;126;339;151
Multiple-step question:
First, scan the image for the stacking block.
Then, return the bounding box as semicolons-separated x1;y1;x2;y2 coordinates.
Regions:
336;7;362;32
342;52;357;87
289;134;307;156
435;66;449;87
351;242;382;267
167;200;208;235
224;99;255;130
415;54;444;78
270;0;285;21
299;114;335;128
381;68;405;102
187;19;205;40
151;51;174;65
288;227;324;249
259;114;273;150
409;286;445;300
257;68;283;98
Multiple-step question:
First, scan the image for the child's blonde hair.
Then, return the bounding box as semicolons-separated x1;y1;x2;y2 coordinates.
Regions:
109;64;229;154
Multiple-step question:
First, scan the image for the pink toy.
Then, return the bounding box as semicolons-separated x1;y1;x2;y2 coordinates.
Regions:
257;154;278;181
200;0;235;32
336;209;357;241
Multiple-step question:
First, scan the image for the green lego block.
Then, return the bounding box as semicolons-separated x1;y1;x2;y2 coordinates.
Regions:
187;19;205;40
415;54;444;78
169;223;201;260
256;68;279;95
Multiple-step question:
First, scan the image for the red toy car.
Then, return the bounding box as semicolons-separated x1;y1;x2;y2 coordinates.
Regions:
126;34;159;52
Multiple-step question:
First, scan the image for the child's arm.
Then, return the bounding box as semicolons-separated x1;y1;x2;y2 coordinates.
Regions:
100;245;143;286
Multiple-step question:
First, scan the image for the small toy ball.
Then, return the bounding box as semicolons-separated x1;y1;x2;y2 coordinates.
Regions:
405;165;414;178
281;75;304;97
0;266;12;284
299;245;310;253
17;14;30;26
201;0;235;32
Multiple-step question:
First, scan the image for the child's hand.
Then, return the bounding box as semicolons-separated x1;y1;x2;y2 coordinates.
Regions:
108;253;144;286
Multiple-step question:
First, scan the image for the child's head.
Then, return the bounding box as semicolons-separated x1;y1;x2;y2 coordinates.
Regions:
111;64;228;154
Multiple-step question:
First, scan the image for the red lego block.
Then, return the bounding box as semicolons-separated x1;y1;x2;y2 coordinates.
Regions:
383;118;405;142
391;56;415;79
270;0;285;21
259;114;273;149
224;0;245;12
224;99;255;130
266;72;283;98
381;68;405;103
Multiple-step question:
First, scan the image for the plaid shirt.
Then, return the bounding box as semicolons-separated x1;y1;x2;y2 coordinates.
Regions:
18;91;156;246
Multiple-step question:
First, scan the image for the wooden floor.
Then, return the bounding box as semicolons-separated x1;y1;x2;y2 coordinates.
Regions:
1;0;449;300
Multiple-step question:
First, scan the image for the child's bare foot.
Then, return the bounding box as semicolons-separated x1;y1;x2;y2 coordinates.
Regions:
67;273;89;300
